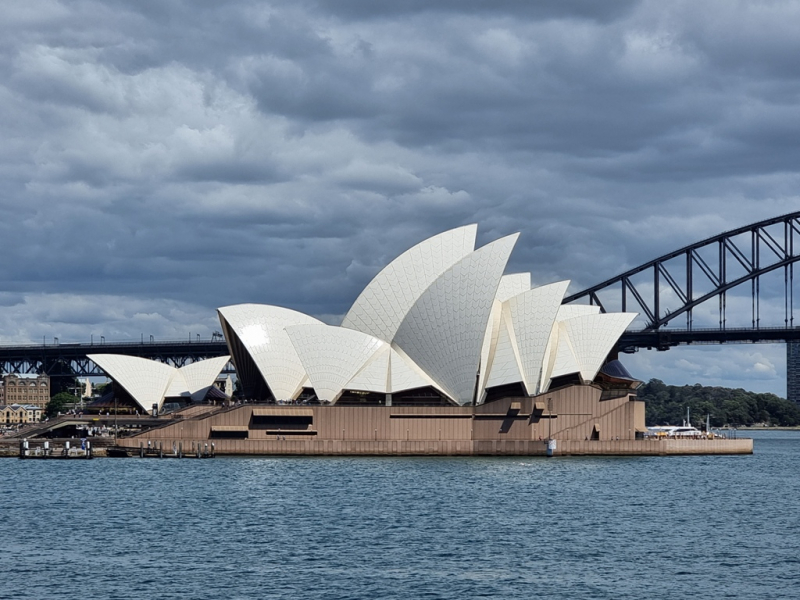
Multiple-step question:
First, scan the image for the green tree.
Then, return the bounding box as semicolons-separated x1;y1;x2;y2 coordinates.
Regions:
45;391;79;418
93;382;112;397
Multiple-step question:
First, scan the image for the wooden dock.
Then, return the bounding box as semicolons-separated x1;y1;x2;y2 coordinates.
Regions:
18;439;93;459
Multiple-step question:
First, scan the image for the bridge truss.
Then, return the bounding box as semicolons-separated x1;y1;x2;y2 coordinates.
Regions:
564;211;800;351
0;339;232;377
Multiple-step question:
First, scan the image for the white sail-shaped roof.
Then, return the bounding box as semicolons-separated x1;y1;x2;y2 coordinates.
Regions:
388;346;441;393
164;374;189;399
91;354;231;410
287;324;385;403
477;273;531;395
218;304;323;400
542;305;599;390
484;308;524;389
345;346;391;393
342;345;440;395
88;354;176;413
507;280;570;395
342;224;477;342
478;299;504;397
209;226;638;405
557;304;601;321
547;324;582;381
560;312;638;382
495;273;531;303
544;306;631;389
175;355;231;402
538;321;560;391
393;234;519;405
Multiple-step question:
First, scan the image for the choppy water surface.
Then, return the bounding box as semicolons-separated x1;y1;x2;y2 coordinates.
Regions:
2;431;799;599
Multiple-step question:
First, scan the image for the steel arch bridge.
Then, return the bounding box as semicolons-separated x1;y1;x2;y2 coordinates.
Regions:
0;339;232;378
563;210;800;352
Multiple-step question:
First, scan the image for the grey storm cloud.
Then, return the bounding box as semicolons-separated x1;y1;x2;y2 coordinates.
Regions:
1;0;799;395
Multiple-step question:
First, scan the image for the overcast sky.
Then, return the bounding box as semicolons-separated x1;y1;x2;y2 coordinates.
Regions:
2;0;799;396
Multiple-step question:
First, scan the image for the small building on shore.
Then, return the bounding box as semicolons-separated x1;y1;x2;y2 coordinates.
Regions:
0;404;43;424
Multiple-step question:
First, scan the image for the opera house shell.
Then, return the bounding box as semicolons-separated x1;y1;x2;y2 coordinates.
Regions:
218;225;637;407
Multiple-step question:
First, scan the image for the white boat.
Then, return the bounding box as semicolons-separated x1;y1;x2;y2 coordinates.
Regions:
646;425;705;438
647;407;718;439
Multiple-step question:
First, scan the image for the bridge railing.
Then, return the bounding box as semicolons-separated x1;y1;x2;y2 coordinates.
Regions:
0;338;226;348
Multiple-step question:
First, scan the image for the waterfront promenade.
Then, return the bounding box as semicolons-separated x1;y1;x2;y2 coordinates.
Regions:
1;392;753;457
113;436;753;456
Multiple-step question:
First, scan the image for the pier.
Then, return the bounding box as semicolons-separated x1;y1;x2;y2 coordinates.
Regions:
18;438;93;459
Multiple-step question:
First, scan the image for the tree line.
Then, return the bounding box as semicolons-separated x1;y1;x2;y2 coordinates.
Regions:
637;379;800;427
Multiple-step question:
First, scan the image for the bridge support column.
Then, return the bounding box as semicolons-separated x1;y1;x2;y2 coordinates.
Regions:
787;341;800;405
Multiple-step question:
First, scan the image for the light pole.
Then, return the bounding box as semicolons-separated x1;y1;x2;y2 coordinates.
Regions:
547;398;553;441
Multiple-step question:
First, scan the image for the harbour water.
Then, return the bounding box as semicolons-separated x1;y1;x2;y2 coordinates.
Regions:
2;430;798;599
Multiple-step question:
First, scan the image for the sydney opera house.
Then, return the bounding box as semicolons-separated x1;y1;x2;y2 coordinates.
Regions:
217;225;637;407
96;225;750;455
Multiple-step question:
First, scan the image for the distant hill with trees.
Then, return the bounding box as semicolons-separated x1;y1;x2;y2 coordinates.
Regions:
637;379;800;427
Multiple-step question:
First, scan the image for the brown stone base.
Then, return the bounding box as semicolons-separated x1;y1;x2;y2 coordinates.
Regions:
111;386;754;457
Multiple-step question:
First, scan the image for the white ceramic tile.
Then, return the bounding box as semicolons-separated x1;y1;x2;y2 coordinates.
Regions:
287;324;385;402
394;234;519;405
218;304;323;400
341;225;477;342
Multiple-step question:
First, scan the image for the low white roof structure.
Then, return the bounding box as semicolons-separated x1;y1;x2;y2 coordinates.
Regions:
218;225;638;405
286;324;386;403
552;312;638;384
88;354;230;413
166;355;232;402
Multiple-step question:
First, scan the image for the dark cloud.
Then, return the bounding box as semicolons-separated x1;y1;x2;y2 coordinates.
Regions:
311;0;639;22
0;0;798;395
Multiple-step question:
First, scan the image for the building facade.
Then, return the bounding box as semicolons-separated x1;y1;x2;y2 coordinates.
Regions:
0;374;50;408
0;404;43;424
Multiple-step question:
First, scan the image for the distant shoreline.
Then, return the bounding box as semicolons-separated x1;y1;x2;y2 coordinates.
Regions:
736;426;800;431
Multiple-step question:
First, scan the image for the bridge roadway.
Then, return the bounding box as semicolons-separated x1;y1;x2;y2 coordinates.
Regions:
618;326;800;352
0;338;231;376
